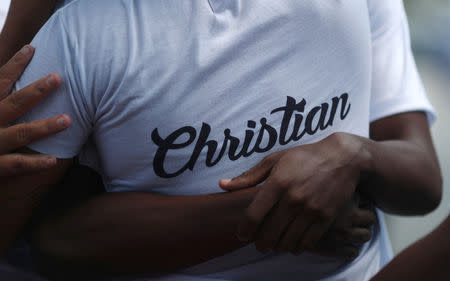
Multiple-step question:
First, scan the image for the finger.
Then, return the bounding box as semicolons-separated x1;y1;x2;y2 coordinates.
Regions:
294;221;331;255
220;152;282;191
253;201;295;253
352;208;377;227
356;191;372;207
0;114;71;154
276;216;312;253
237;181;281;242
346;228;372;245
0;153;57;177
0;73;62;126
336;245;361;260
0;45;35;99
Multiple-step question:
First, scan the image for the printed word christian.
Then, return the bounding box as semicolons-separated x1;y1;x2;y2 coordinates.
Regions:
152;94;351;178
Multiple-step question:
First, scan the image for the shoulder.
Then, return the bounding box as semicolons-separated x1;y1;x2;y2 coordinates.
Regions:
367;0;405;36
53;0;128;30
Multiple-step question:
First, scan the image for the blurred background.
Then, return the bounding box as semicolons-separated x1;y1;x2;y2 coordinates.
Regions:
0;0;449;256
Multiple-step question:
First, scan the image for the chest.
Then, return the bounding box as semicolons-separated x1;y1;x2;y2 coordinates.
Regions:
89;0;373;193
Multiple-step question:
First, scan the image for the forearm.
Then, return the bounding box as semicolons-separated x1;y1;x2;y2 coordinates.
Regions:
0;158;71;255
359;137;441;215
0;0;57;65
32;187;257;277
370;216;450;281
0;179;51;255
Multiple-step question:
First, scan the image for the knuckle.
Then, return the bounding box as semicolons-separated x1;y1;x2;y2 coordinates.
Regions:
286;190;305;208
16;126;32;144
272;176;289;190
0;78;13;94
306;202;329;220
329;132;353;154
0;77;13;88
8;94;25;112
36;82;48;95
12;52;25;64
244;210;260;226
263;152;279;164
10;155;26;172
329;132;346;146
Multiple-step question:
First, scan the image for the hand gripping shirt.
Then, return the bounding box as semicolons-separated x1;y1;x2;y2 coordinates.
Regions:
14;0;435;280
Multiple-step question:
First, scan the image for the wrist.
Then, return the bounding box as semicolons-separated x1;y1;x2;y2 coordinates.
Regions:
325;132;374;174
353;135;375;173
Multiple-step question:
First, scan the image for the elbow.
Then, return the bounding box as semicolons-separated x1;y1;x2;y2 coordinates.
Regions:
427;175;443;213
418;168;443;215
428;158;443;212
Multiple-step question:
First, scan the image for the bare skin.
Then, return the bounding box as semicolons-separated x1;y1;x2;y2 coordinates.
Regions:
370;215;450;281
27;165;375;279
0;45;71;254
219;112;441;254
0;0;71;256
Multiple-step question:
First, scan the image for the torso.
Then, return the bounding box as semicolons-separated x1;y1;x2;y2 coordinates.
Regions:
69;1;379;279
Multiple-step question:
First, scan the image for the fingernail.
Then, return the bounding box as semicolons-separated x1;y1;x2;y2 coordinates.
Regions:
20;45;32;56
46;75;57;87
57;116;69;129
45;156;57;166
220;179;232;186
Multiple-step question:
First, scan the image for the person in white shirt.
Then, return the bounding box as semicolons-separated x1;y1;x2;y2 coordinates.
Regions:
1;0;443;280
0;1;375;279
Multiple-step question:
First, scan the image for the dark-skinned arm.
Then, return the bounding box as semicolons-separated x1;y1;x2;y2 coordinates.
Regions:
361;112;442;215
370;215;450;281
31;185;256;279
219;112;442;254
0;155;72;255
30;165;374;280
0;0;58;65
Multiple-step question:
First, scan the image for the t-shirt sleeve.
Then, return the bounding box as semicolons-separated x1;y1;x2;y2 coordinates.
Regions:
12;12;93;158
368;0;435;124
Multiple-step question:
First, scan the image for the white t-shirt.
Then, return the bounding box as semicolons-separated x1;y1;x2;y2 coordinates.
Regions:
14;0;435;280
0;10;5;30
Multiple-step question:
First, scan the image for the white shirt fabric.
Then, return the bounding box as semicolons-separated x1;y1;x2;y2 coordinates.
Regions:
0;10;6;30
13;0;435;280
0;0;9;30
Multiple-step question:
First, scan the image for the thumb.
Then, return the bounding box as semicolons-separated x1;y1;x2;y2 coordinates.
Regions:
219;152;281;191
